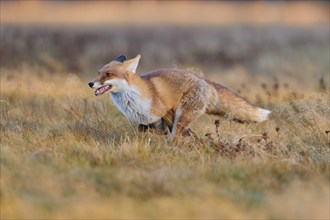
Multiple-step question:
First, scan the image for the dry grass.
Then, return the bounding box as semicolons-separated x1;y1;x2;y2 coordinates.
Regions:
1;23;329;219
1;64;329;219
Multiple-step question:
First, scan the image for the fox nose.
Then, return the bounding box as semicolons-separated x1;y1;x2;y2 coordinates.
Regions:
88;82;94;88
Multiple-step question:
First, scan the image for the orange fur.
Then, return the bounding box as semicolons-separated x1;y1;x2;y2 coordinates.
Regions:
89;55;271;144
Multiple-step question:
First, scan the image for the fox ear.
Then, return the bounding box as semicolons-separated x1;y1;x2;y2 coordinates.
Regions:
124;54;141;73
115;55;127;63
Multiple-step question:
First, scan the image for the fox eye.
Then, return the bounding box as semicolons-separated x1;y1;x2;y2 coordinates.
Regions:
106;72;112;77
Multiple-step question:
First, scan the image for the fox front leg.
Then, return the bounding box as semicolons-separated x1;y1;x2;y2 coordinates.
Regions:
138;119;168;135
138;124;154;132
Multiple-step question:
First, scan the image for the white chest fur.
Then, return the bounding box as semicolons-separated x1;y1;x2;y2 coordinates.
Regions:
110;87;160;125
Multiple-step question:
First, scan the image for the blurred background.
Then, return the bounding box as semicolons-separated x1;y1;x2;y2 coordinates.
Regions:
1;1;329;219
1;1;329;91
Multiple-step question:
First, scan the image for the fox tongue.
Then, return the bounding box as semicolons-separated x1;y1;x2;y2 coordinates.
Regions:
94;85;111;96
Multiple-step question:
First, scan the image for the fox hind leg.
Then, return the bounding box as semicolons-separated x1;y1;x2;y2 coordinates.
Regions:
168;107;205;144
168;83;209;144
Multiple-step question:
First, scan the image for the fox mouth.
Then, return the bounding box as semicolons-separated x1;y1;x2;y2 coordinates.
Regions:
94;85;112;96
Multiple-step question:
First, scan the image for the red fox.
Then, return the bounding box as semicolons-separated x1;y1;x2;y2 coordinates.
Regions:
88;55;271;144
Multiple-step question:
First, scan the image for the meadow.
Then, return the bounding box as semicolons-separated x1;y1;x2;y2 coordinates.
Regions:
1;24;329;219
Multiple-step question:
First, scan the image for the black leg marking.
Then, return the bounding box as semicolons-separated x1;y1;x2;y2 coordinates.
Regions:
138;124;149;132
168;124;173;133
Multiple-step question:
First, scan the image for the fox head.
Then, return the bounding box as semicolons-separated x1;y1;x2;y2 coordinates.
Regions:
88;55;141;96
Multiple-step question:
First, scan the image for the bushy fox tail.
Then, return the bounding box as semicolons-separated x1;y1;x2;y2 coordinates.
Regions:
205;80;271;122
